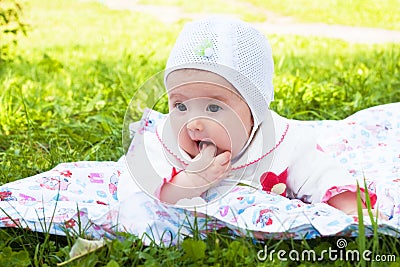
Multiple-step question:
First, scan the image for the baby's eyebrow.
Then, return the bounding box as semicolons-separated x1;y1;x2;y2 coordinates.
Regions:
209;95;230;102
208;93;243;103
168;91;242;105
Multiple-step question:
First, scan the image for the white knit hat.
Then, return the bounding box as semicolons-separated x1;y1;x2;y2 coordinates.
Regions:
164;16;274;127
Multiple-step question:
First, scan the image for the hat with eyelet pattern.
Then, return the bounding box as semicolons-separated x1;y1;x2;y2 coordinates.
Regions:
164;16;274;128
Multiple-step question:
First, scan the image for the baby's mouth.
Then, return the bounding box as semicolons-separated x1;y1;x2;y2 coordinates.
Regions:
186;139;222;159
194;139;217;152
195;139;216;151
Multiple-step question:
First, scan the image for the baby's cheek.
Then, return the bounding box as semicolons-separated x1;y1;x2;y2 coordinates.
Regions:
214;128;233;152
230;125;250;153
178;131;197;156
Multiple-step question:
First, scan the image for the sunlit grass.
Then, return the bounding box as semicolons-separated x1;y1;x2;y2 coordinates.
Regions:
247;0;400;30
138;0;266;22
139;0;400;30
0;0;399;265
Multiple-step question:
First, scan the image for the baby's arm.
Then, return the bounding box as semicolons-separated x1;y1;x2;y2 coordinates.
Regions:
159;144;231;204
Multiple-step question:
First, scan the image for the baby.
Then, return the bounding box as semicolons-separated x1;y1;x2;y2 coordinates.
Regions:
128;16;377;216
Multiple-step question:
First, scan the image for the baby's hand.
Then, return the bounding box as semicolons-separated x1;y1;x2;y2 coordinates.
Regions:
159;143;231;204
186;142;231;189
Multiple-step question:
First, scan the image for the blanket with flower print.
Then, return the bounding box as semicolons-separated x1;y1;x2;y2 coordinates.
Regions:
1;103;399;244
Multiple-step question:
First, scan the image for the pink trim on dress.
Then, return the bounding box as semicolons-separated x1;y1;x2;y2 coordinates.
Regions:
156;129;188;167
154;167;182;199
232;123;289;171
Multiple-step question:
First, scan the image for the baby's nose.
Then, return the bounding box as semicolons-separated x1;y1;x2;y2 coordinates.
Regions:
186;118;204;132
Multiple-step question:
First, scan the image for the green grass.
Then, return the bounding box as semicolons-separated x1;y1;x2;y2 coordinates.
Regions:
0;0;400;265
247;0;400;30
269;36;400;119
0;0;179;182
140;0;400;30
137;0;267;22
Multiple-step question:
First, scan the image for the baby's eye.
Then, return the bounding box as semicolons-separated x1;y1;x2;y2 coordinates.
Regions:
206;104;222;112
175;102;187;112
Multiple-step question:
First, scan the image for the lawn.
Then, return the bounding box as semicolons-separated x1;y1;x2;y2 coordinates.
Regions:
0;0;400;266
140;0;400;29
247;0;400;30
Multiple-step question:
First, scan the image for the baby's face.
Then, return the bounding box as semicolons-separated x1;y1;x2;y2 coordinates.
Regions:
166;70;253;159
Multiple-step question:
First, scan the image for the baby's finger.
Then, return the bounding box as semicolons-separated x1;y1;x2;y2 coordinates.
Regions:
186;142;216;173
199;142;217;158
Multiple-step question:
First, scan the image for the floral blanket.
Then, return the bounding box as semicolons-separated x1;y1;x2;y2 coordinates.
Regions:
1;103;399;244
